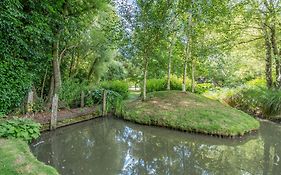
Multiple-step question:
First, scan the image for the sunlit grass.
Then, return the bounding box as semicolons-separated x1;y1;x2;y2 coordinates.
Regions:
121;91;260;137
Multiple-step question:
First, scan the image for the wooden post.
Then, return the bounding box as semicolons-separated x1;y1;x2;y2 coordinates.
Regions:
81;90;85;108
102;90;107;116
50;94;58;130
26;88;34;114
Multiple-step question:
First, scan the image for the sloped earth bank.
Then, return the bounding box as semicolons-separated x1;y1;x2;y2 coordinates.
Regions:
119;91;260;137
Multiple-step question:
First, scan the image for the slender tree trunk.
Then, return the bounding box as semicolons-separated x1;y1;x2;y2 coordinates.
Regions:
270;25;281;87
51;33;61;130
182;60;187;92
183;13;192;92
142;57;148;101
48;76;54;106
167;39;175;90
191;59;195;93
41;67;48;99
263;25;273;88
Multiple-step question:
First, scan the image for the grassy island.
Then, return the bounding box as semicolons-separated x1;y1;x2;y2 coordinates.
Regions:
120;91;260;137
0;139;59;175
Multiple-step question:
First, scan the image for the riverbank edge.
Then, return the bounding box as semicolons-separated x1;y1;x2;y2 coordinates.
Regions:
0;139;59;175
116;91;260;138
0;108;102;175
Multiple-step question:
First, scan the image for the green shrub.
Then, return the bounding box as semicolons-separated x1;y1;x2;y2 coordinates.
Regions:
0;58;32;114
246;78;266;88
101;80;129;99
227;86;281;117
196;83;214;94
0;117;41;142
145;76;191;93
60;79;90;107
146;79;166;93
90;89;123;112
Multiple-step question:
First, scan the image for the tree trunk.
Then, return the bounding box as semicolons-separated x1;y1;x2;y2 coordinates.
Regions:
41;67;48;99
48;76;54;106
263;25;273;88
167;39;175;90
191;59;195;93
182;60;187;92
142;57;148;101
270;25;281;87
50;94;58;130
51;33;61;130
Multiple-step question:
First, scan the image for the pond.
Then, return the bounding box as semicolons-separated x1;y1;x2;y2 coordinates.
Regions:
30;117;281;175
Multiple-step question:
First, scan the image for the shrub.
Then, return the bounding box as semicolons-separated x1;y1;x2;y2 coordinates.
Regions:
227;86;281;117
246;78;266;88
145;76;191;93
0;117;41;142
101;80;129;99
196;83;214;94
60;79;90;108
146;79;166;93
0;58;32;114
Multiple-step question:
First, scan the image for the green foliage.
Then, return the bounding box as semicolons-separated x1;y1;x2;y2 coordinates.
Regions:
90;89;123;112
60;79;86;107
228;87;281;117
0;118;41;142
101;80;129;99
246;78;266;88
195;83;214;94
0;58;32;114
145;76;191;93
146;79;166;93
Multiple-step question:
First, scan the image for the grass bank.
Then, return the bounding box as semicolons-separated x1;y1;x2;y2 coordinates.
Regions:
0;139;59;175
120;91;260;137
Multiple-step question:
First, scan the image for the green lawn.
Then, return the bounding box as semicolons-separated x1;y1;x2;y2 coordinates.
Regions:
0;139;59;175
120;91;260;136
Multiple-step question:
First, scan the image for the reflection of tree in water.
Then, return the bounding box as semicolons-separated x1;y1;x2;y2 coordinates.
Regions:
260;122;281;175
31;118;281;175
115;121;272;175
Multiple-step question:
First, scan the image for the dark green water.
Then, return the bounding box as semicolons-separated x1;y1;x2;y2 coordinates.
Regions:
30;117;281;175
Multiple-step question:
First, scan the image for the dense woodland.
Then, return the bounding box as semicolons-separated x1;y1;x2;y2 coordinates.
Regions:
1;0;281;119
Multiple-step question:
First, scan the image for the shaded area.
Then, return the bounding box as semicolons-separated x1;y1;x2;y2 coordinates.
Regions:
31;118;281;175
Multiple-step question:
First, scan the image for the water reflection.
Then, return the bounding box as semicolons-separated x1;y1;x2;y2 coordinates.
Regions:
30;118;281;175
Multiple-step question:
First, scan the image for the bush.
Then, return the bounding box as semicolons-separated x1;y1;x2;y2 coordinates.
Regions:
60;79;90;108
90;89;123;112
196;83;214;94
0;117;41;142
246;78;266;88
146;79;166;93
101;80;129;99
0;58;32;114
145;76;191;93
226;86;281;117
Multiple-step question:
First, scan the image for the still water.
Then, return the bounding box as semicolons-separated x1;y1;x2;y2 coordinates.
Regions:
30;117;281;175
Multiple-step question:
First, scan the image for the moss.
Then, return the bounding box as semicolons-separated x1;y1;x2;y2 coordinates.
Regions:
120;91;260;137
0;139;59;175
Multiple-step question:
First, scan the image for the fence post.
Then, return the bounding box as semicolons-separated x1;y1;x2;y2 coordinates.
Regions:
50;93;58;130
102;90;107;116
